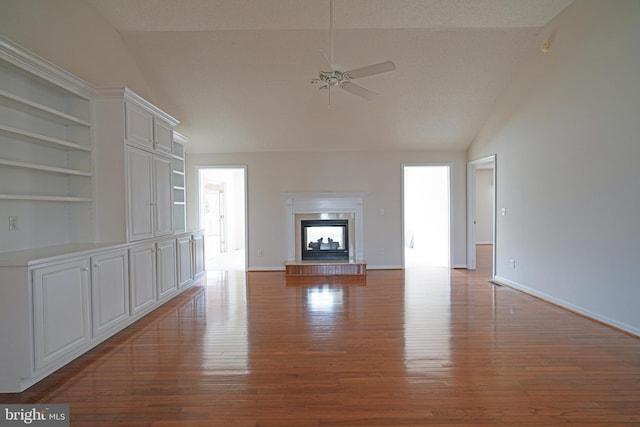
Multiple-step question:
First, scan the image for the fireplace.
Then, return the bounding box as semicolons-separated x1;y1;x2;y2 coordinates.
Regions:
285;192;365;263
301;219;349;261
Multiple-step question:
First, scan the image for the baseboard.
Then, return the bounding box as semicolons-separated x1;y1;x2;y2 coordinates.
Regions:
367;264;402;270
494;276;640;338
247;266;285;272
248;265;404;271
453;264;467;269
476;241;494;245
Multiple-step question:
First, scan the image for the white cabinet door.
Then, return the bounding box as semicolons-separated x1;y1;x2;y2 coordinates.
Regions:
177;236;193;288
125;102;154;148
154;154;173;236
153;118;173;154
157;239;177;300
127;145;154;241
129;243;156;315
91;250;129;337
32;259;91;370
193;234;205;278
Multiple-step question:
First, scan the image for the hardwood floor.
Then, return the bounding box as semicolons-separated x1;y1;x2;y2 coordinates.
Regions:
2;245;639;425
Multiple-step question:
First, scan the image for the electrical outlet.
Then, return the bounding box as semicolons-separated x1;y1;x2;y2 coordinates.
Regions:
258;249;263;257
509;259;516;269
8;216;18;231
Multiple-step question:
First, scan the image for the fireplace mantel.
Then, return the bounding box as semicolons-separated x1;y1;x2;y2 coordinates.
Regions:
285;192;365;262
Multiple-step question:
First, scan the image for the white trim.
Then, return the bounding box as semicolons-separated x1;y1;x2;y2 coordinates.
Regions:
0;34;93;99
94;87;179;127
467;155;496;276
494;276;640;337
247;266;284;272
367;264;402;270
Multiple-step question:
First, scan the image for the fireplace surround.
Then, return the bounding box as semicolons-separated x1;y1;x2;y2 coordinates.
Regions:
285;192;364;262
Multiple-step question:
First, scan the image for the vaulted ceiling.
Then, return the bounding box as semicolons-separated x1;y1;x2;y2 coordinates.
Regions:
85;0;573;153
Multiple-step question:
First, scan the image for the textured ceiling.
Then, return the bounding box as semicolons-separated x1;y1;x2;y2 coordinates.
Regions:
85;0;574;153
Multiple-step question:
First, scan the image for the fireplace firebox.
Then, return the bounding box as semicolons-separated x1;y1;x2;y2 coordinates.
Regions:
301;219;349;261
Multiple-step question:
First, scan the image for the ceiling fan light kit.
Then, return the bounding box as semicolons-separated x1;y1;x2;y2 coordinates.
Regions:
311;0;396;107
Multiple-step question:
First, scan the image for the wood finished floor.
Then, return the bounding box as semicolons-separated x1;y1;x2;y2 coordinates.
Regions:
2;246;639;426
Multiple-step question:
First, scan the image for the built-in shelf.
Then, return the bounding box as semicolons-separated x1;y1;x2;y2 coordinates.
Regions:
0;194;92;202
0;124;91;151
0;89;90;127
172;131;187;233
0;159;91;176
1;35;95;249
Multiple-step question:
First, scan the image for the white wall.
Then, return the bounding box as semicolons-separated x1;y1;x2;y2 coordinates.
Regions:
468;0;640;335
475;169;493;244
187;151;467;270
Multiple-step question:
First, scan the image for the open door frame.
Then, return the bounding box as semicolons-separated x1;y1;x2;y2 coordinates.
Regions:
401;163;452;269
467;155;496;277
196;165;248;271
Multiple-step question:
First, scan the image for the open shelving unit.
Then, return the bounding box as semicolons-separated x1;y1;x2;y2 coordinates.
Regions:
172;131;187;233
0;35;94;251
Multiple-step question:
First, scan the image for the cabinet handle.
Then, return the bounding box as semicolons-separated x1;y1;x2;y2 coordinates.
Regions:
81;267;89;272
93;263;100;268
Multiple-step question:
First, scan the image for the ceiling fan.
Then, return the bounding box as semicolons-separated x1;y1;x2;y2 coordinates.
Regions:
310;0;396;108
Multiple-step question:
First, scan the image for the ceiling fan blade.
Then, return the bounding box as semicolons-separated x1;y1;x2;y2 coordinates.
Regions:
310;49;332;71
341;81;378;101
345;61;396;79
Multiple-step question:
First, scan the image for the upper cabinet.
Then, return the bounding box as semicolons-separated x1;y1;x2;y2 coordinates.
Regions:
125;102;154;148
125;101;173;154
0;35;94;252
93;88;179;243
154;118;173;154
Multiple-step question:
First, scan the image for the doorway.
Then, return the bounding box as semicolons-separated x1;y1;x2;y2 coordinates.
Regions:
198;167;247;271
402;165;451;268
466;156;496;277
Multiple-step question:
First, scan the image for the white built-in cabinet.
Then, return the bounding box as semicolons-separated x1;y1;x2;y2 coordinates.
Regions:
32;259;91;371
154;154;174;235
0;35;205;394
157;238;178;299
125;101;173;154
93;87;180;243
0;233;202;393
177;235;193;287
126;146;173;240
193;232;206;278
90;249;129;337
129;242;157;316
